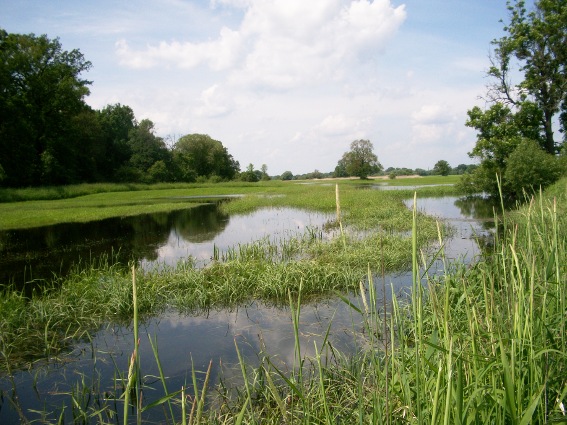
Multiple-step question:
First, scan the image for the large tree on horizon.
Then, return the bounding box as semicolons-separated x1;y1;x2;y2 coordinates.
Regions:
338;139;382;179
172;134;240;182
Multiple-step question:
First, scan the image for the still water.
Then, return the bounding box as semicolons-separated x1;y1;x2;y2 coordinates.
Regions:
0;195;495;423
0;204;333;289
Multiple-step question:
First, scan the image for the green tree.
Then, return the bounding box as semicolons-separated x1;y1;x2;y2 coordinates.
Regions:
489;0;567;153
260;164;270;181
173;134;239;181
333;158;349;178
125;119;170;182
463;0;567;197
97;103;137;180
281;170;294;180
241;163;259;182
433;160;451;176
504;138;561;197
0;29;92;186
338;139;382;179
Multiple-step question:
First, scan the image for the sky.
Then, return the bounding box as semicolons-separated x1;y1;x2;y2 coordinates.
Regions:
1;0;514;175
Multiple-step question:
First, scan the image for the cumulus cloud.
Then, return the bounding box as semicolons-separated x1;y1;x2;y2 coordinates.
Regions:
115;26;242;69
116;0;406;89
194;84;235;117
410;103;460;146
315;114;369;137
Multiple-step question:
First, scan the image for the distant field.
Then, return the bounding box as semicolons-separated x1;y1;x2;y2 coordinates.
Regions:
0;176;460;230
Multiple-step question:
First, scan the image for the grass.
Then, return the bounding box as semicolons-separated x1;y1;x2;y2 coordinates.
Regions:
4;176;564;423
0;177;458;230
201;182;566;424
0;181;445;371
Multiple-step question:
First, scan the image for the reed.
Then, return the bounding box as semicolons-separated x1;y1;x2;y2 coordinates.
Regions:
204;187;565;424
2;179;565;423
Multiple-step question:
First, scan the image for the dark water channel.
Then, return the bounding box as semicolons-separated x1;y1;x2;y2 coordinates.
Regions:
0;195;496;423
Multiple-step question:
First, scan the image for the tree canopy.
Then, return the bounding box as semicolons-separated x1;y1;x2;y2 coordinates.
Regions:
337;139;382;179
0;29;92;186
433;160;451;176
0;29;244;187
173;134;239;182
460;0;567;198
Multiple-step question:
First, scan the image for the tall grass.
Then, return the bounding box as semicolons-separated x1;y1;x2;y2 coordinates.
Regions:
2;180;565;423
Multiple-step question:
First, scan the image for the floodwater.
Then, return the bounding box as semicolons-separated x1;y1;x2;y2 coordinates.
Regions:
0;195;496;423
0;203;333;290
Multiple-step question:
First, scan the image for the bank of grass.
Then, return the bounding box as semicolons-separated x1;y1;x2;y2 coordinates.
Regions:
0;176;458;230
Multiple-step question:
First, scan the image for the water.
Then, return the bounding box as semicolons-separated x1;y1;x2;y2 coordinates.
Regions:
0;195;496;423
0;204;333;290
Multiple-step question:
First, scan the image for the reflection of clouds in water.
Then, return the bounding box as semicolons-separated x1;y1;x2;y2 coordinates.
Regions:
130;299;362;388
146;207;332;268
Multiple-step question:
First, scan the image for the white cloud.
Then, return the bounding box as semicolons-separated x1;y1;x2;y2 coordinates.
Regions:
115;0;406;90
115;25;242;70
194;84;235;118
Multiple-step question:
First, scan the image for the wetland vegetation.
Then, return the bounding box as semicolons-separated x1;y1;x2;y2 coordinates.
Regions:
0;176;565;423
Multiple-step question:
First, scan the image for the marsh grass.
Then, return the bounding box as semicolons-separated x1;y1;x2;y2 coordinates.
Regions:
2;178;565;423
201;187;566;424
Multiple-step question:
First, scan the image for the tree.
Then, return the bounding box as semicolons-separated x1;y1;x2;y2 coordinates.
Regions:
504;138;561;197
260;164;270;181
126;119;170;182
241;163;259;182
433;160;451;176
281;170;294;180
488;0;567;154
97;103;137;179
173;134;239;181
462;0;567;198
338;139;382;179
333;159;349;178
0;29;92;186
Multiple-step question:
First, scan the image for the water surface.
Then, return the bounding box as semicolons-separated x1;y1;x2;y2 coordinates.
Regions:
0;195;496;423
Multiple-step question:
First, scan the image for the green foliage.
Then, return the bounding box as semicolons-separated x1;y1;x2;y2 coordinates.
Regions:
337;139;382;179
464;0;567;198
432;159;451;176
280;170;294;180
173;134;239;182
0;29;92;186
240;163;259;182
504;138;562;197
0;28;244;188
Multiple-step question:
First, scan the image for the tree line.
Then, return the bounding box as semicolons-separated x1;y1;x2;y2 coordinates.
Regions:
0;29;242;187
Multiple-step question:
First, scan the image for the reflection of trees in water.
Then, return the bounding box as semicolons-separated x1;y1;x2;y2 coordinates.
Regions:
172;204;229;243
0;205;228;288
454;196;499;230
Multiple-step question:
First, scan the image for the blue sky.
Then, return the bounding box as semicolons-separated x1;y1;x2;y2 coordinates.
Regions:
1;0;514;175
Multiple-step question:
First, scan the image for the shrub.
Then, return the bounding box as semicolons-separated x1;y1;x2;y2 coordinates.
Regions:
504;138;561;198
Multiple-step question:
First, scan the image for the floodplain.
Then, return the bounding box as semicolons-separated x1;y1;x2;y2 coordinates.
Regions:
0;176;565;423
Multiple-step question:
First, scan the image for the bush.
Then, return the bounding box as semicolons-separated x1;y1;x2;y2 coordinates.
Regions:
504;138;561;198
